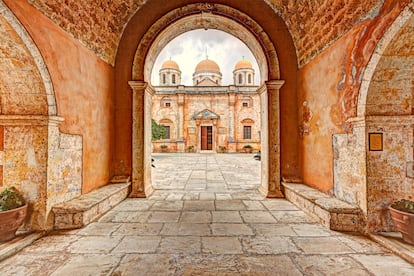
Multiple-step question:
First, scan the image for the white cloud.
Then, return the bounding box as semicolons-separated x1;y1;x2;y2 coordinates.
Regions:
151;29;260;86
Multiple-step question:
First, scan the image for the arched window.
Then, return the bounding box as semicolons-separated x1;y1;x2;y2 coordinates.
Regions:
162;74;166;84
172;74;176;84
238;74;243;84
248;74;252;84
161;97;171;108
242;96;252;107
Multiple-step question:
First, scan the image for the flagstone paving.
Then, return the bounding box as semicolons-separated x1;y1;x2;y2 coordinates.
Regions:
0;153;413;275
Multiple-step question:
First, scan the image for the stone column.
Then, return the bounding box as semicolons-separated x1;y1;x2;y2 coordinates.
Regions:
128;81;154;197
227;92;237;152
177;92;185;152
258;80;285;198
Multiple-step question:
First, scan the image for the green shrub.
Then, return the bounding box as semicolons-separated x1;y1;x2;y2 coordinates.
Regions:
391;199;414;214
0;187;25;212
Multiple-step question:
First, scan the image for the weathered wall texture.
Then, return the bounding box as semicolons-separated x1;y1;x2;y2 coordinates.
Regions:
267;0;381;66
0;10;49;229
27;0;147;65
1;119;82;230
298;1;410;193
333;119;367;213
2;124;48;229
0;4;85;229
26;0;390;68
0;15;47;115
5;0;115;194
366;15;414;115
366;117;414;232
364;14;414;232
46;124;82;220
298;32;352;192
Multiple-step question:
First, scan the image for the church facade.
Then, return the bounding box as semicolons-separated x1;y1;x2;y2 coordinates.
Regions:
151;58;261;153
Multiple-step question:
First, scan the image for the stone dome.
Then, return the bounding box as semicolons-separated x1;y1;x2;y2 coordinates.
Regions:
195;59;221;73
161;60;180;70
234;59;253;70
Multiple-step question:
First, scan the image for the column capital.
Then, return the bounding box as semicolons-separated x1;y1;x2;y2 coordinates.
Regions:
257;80;285;95
266;79;285;90
128;80;147;91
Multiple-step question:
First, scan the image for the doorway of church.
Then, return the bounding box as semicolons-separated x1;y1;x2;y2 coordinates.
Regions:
200;126;213;151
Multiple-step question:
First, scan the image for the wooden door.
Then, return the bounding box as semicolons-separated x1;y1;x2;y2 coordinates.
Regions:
201;126;213;150
201;126;208;150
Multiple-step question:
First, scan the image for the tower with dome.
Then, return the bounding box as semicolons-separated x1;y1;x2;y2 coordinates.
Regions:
151;57;261;153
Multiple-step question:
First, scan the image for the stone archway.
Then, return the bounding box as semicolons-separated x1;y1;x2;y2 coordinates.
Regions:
129;3;284;198
334;3;414;232
0;0;69;230
114;0;299;202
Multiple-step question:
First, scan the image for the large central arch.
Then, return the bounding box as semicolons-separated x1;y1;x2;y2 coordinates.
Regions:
114;0;299;199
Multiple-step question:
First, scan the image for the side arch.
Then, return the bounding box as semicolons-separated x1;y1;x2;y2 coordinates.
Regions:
0;1;68;231
0;0;56;115
334;3;414;233
357;4;414;117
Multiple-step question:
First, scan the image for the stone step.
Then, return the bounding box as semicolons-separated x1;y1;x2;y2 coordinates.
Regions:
52;182;130;230
282;182;363;232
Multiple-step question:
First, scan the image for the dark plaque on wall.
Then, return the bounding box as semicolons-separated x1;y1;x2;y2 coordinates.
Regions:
369;133;383;151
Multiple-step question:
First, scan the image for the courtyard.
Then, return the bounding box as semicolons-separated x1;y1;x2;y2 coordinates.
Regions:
0;153;413;275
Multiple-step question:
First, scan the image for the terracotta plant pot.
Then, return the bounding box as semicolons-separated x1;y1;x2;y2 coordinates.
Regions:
0;204;27;242
389;206;414;245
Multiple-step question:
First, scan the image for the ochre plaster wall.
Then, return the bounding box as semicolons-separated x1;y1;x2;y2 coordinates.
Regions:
5;0;115;194
298;1;410;193
298;32;352;192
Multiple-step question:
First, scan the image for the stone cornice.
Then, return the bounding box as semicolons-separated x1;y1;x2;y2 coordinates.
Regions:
0;115;64;126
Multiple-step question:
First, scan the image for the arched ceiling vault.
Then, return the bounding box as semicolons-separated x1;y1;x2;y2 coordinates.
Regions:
136;6;276;83
27;0;388;67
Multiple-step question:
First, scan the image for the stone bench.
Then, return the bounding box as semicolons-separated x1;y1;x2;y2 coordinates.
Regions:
52;182;130;230
282;182;363;232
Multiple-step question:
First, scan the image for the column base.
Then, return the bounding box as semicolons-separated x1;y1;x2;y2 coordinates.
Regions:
258;185;285;198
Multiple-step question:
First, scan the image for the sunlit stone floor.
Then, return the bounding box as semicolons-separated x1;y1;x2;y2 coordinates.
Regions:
0;153;413;275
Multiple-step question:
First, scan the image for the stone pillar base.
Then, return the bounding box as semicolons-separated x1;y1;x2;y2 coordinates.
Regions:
227;142;237;153
177;140;186;153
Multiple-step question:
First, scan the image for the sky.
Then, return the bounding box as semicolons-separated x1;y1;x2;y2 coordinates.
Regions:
151;29;260;86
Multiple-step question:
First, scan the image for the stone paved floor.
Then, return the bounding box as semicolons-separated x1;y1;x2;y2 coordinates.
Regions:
1;153;413;275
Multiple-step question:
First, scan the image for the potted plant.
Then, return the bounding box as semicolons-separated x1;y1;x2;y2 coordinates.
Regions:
218;146;226;153
389;199;414;245
243;144;253;153
0;187;27;242
187;145;195;153
160;144;168;152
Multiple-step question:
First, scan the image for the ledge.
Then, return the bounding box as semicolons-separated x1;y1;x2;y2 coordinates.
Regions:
0;231;45;262
52;182;130;230
282;182;363;232
369;232;414;264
